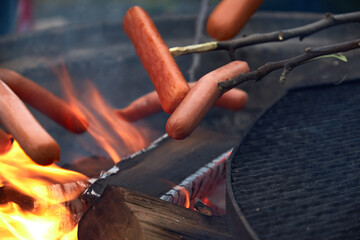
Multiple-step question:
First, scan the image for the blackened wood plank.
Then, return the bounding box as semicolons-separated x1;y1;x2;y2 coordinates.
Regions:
84;127;238;201
78;186;231;240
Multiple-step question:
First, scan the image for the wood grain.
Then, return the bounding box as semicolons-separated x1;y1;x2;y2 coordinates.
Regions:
78;186;231;240
84;127;238;202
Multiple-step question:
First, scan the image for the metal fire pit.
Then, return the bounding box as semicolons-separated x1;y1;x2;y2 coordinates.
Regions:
1;10;360;239
1;11;360;164
227;80;360;239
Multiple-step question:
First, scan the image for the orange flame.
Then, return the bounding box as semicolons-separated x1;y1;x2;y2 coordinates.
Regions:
175;186;190;209
0;62;151;239
54;63;149;163
0;140;88;239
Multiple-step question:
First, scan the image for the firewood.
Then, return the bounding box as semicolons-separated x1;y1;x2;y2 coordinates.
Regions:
82;128;238;204
0;180;89;219
78;186;231;240
62;155;114;178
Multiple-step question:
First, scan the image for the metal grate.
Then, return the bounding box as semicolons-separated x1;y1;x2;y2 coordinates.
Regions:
231;80;360;240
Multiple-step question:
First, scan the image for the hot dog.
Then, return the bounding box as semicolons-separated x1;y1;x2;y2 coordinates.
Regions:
214;85;248;111
166;61;249;140
0;80;60;165
115;82;247;122
0;68;89;134
206;0;263;41
122;6;190;114
115;91;163;122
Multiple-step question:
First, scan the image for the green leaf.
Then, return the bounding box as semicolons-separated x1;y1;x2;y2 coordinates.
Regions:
305;53;348;63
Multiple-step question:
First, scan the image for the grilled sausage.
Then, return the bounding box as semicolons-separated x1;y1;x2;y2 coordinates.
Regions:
166;61;249;140
115;82;247;122
206;0;263;41
122;6;190;114
0;68;89;134
115;91;163;122
0;80;60;165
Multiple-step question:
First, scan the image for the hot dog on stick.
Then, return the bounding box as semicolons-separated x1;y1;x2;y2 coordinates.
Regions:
115;82;248;122
0;80;60;165
122;6;190;114
166;61;249;140
207;0;264;41
0;68;89;134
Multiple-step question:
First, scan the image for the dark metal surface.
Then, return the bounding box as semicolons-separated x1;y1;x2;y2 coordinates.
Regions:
228;80;360;239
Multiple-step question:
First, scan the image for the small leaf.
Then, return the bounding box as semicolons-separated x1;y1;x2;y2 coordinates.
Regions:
306;53;348;63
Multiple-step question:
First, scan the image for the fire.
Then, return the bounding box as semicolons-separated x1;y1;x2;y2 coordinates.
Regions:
54;63;149;163
175;186;190;209
0;62;150;239
0;140;88;239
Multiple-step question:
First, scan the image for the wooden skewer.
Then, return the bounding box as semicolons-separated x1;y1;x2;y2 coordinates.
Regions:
0;68;89;134
0;80;60;165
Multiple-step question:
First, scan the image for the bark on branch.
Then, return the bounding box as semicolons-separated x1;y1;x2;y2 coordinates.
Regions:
170;11;360;57
218;39;360;92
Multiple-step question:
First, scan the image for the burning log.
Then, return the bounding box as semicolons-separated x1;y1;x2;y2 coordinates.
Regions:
0;80;60;165
0;68;89;134
0;136;90;238
0;180;89;223
194;198;214;216
0;186;35;211
78;186;231;240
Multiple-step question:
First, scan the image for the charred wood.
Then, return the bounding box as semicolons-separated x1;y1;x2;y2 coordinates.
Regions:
82;128;238;206
78;186;231;240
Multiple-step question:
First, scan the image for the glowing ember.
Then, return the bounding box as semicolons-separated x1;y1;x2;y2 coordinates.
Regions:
200;197;211;206
0;140;88;239
175;186;190;209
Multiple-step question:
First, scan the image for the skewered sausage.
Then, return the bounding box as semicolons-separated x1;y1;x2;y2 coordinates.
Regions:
166;61;249;140
123;6;190;114
0;68;89;134
115;82;247;122
0;80;60;165
206;0;263;41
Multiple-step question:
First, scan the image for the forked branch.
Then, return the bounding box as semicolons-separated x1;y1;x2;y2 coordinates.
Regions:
170;11;360;57
218;39;360;92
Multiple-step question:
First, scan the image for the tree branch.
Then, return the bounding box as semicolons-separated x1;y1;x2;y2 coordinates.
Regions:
170;11;360;57
218;39;360;92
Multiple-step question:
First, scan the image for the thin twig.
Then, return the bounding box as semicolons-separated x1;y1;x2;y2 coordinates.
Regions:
187;0;209;82
170;11;360;57
218;39;360;92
